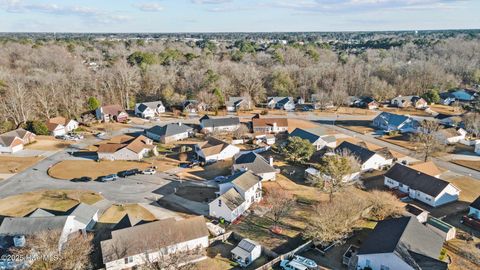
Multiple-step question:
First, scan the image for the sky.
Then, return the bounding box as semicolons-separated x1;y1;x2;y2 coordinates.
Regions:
0;0;479;33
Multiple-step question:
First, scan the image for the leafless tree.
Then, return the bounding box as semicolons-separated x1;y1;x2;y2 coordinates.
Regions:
263;186;296;231
410;120;445;162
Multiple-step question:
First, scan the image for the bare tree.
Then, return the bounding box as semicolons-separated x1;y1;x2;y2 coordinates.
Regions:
367;190;405;221
410;120;445;162
263;186;296;231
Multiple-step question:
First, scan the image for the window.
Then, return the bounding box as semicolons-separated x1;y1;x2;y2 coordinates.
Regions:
218;199;222;207
380;265;390;270
124;256;133;264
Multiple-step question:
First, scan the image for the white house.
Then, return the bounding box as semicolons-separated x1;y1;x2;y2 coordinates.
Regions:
436;127;467;144
357;217;447;270
404;204;429;224
231;239;262;267
101;216;209;270
46;116;79;136
252;116;288;134
226;97;252;112
434;113;462;127
233;152;277;181
267;97;295;111
372;112;419;133
468;196;480;220
134;101;165;118
97;135;157;161
384;163;460;207
0;128;36;154
195;137;240;163
289;128;337;151
335;141;393;172
95;104;128;123
391;95;428;109
209;171;262;222
145;123;193;144
199;115;240;134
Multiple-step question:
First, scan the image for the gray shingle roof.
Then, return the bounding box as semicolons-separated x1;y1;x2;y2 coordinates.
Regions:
385;164;453;197
147;123;192;137
358;217;446;269
234;152;276;174
374;112;412;127
136;101;164;113
335;141;376;164
218;188;245;210
69;203;98;226
227;170;261;191
26;208;56;218
289;128;321;143
0;216;68;236
201;116;240;128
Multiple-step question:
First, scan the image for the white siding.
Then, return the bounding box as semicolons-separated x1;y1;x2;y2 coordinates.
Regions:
202;145;240;162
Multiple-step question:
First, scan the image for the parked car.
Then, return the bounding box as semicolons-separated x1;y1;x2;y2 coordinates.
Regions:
96;132;106;138
71;176;92;182
99;174;118;182
188;161;200;168
117;169;140;178
280;256;317;270
214;176;227;183
142;168;156;175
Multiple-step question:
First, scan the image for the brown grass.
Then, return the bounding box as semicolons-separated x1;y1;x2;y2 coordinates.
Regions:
445;176;480;202
451;160;480;172
98;204;156;224
378;134;419;151
0;155;43;174
378;107;431;117
26;135;73;151
48;160;152;180
0;190;102;217
430;104;464;116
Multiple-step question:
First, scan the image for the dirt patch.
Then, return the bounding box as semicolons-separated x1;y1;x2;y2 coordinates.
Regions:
48;160;151;180
175;186;218;203
0;190;102;217
451;160;480;172
0;155;43;174
26;135;73;151
98;204;156;224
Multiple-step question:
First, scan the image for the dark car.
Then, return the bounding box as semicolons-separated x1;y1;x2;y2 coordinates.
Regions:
117;169;140;178
71;176;92;182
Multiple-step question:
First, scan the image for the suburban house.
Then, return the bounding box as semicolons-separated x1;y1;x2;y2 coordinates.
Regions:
251;116;288;134
231;238;262;267
46;116;79;136
348;96;379;109
233;151;277;181
384;163;460;207
436;127;467;144
426;217;456;241
195;137;240;163
100;216;209;270
0;128;36;154
182;100;206;113
441;89;477;103
134;101;165;118
199;115;240;134
266;97;295;110
434;113;462;127
97;135;157;161
0;203;98;250
145;123;193;144
468;196;480;220
209;170;262;222
289;128;337;150
439;92;457;105
372;112;419;133
405;204;429;224
356;216;447;270
226;97;252;112
311;94;334;110
335;141;394;172
95;105;128;123
391;95;428;109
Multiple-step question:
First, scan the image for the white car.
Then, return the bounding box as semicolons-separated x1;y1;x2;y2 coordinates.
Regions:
142;168;156;175
96;132;106;138
280;256;317;270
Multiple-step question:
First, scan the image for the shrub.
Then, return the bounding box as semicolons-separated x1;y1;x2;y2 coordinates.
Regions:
25;120;49;135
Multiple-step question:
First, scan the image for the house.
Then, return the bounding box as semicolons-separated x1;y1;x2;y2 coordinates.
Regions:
254;134;276;145
233;152;276;181
434;113;462;127
145;123;193;143
199;115;240;134
97;135;157;161
405;204;429;224
384;163;460;207
348;96;379;109
476;140;480;155
0;128;36;153
0;203;98;250
95;105;128;123
46;116;79;136
134;101;165;118
436;127;467;144
468;196;480;220
441;89;477;102
252;117;288;134
182;100;206;113
266;97;295;111
439;92;457;105
289;128;337;150
231;239;262;267
100;216;209;270
311;94;334;110
356;216;447;270
409;161;443;178
426;217;456;241
391;95;428;109
335;141;394;172
209;171;262;222
226;97;251;112
195;137;240;163
372;112;419;133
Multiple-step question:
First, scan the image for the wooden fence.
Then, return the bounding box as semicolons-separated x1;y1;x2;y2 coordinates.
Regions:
253;240;313;270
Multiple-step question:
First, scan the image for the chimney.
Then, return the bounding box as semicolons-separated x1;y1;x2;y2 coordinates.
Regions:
269;156;274;166
178;122;182;126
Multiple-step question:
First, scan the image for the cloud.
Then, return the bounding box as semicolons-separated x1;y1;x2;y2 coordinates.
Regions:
0;0;130;24
191;0;233;4
134;2;164;12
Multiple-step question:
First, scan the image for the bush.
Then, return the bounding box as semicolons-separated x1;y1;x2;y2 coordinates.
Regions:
260;109;269;115
25;120;49;135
